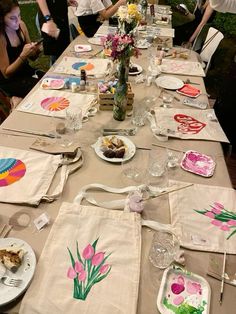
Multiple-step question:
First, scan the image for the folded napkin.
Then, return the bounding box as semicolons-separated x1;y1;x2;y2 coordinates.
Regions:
177;84;201;97
30;137;80;155
207;253;236;286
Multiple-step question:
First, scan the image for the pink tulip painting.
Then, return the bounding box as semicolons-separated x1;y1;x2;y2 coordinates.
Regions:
92;252;104;266
82;244;94;260
194;202;236;239
67;238;112;300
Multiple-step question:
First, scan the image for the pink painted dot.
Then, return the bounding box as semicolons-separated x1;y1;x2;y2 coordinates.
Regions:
221;225;230;231
211;207;222;215
211;219;222;227
205;212;215;218
227;220;236;226
173;295;184;305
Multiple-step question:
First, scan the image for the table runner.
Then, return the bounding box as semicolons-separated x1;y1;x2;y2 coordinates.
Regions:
16;89;96;118
53;57;112;77
169;180;236;254
20;200;141;314
154;108;229;142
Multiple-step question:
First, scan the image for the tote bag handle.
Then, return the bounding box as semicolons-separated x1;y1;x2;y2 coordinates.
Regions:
73;183;174;233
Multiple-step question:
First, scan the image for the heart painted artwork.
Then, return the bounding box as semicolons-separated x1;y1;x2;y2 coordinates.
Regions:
154;108;229;142
174;114;206;135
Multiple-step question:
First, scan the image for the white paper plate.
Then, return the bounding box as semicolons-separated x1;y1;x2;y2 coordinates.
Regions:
87;36;105;46
135;40;151;49
74;44;92;53
157;265;211;314
0;238;36;306
92;135;136;163
129;64;143;76
155;76;184;90
40;78;65;90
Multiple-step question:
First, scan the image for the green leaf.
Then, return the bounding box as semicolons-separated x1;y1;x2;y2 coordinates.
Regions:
94;267;112;284
227;228;236;240
92;238;99;251
194;209;207;214
67;247;75;267
76;241;84;266
90;253;112;280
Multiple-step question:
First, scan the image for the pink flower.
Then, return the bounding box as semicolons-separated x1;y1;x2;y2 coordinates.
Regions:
67;266;77;279
92;252;104;266
82;244;94;260
78;269;86;282
227;220;236;226
74;261;83;273
220;225;230;231
213;202;224;210
99;264;110;274
204;211;215;219
211;207;222;215
211;219;222;227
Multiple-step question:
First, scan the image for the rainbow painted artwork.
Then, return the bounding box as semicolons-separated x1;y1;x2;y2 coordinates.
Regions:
41;96;70;111
0;158;26;187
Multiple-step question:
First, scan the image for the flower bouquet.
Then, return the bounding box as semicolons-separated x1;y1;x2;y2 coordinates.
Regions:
67;238;112;300
103;33;140;120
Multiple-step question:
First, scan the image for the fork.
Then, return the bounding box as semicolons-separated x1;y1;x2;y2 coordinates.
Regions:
1;276;22;287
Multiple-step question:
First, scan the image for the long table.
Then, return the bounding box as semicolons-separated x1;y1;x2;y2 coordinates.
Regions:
0;32;234;314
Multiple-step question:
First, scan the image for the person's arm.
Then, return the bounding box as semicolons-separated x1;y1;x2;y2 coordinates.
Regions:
67;0;77;7
99;0;126;20
209;0;236;13
188;4;214;44
36;0;59;38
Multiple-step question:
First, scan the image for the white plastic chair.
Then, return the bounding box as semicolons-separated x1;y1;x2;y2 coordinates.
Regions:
199;27;224;74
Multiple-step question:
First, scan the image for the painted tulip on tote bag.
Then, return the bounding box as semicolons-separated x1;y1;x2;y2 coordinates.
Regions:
20;202;141;314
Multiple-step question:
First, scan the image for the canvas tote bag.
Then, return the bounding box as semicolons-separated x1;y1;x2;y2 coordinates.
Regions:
20;185;142;314
169;180;236;254
0;146;83;205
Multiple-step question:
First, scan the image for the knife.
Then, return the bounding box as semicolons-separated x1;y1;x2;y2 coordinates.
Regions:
3;127;61;139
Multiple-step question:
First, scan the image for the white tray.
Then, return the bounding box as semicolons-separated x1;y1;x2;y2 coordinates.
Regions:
157;265;211;314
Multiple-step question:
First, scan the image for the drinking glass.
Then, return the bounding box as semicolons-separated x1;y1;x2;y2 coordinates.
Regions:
149;230;180;269
147;148;168;194
54;109;82;147
132;104;147;126
161;93;173;108
121;149;148;185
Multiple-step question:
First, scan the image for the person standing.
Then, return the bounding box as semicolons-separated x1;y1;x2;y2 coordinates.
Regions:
174;1;215;46
0;0;43;106
74;0;127;38
36;0;77;64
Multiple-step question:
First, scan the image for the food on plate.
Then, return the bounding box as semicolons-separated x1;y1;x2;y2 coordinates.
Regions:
129;65;139;73
100;136;126;159
0;246;24;272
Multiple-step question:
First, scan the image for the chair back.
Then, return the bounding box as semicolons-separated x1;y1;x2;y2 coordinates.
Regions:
0;89;11;124
200;27;224;73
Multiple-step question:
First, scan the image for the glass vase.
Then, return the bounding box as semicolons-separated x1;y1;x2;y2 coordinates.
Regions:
113;57;130;121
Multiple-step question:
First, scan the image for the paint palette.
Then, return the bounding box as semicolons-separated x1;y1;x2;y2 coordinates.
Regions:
181;150;216;177
157;265;211;314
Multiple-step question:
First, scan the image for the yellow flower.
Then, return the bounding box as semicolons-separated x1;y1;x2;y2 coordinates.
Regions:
128;4;142;21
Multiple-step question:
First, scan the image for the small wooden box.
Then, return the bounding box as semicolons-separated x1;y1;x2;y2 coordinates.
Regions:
98;82;134;111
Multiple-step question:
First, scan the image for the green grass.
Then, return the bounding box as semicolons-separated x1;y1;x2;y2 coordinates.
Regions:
20;3;50;71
